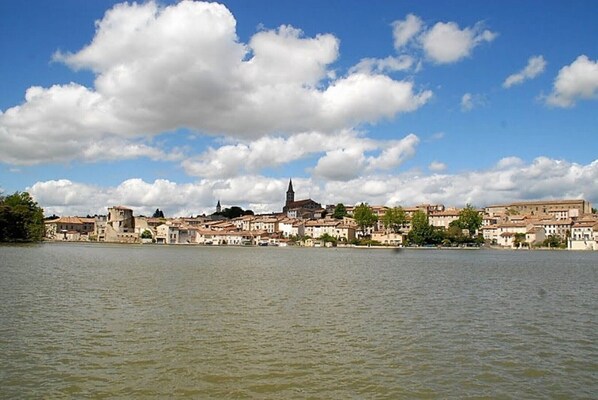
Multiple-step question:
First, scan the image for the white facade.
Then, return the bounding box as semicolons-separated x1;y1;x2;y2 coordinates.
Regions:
156;224;179;244
536;219;572;240
568;222;598;250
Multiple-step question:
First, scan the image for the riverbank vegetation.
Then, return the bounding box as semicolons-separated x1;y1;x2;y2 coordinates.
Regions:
0;192;45;242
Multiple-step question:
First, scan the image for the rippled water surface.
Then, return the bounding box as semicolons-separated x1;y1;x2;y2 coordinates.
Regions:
1;243;597;398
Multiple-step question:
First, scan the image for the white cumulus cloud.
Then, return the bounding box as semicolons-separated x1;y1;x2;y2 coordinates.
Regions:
392;14;423;50
366;134;420;171
181;130;376;179
28;157;598;217
421;21;496;64
0;1;431;166
503;55;546;88
545;55;598;107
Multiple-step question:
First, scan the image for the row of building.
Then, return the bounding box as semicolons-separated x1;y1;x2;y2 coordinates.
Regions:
44;181;597;250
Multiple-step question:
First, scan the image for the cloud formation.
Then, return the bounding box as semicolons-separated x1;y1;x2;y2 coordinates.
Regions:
354;14;497;76
428;161;447;172
503;55;546;88
460;92;485;112
546;55;598;107
392;14;423;50
461;93;474;112
0;1;431;166
29;157;598;217
421;21;496;64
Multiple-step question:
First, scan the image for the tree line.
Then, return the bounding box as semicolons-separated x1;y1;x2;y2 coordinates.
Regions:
349;203;484;246
0;192;45;242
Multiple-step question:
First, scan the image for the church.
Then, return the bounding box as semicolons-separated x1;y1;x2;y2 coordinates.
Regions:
282;179;323;219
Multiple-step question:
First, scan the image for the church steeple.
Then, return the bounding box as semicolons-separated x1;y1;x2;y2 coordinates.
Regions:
216;199;221;213
286;179;295;205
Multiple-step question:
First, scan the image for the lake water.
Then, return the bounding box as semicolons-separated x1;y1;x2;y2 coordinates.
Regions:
0;243;596;399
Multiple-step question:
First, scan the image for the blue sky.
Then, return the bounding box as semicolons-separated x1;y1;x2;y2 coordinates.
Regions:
0;0;597;216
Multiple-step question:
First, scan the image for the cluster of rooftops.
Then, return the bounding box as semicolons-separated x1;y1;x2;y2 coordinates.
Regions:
44;187;596;249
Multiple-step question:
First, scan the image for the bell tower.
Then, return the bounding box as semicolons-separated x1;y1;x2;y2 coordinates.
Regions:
286;179;294;207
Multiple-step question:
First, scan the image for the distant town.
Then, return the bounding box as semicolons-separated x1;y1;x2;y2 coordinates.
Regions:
44;179;598;251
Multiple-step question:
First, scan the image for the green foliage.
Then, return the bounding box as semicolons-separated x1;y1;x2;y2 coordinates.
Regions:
445;224;467;244
452;204;483;236
592;208;597;214
141;229;153;239
542;235;563;248
513;232;527;248
215;206;254;219
152;208;165;218
407;210;433;246
381;206;407;233
0;192;45;242
319;233;337;244
353;203;378;236
332;203;347;219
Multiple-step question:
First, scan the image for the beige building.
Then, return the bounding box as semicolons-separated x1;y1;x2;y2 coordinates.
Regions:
250;217;280;233
429;209;461;229
371;231;404;246
45;216;95;240
534;219;572;240
156;223;179;244
495;222;532;248
304;219;356;242
485;199;591;218
278;218;305;238
568;221;598;250
105;206;138;243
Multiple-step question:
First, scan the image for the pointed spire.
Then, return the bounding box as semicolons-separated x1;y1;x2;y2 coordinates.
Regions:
286;178;295;206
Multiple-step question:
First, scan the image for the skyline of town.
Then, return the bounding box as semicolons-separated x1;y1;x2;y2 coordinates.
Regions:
1;1;597;217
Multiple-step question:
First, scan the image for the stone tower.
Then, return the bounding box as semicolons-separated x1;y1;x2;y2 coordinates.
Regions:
286;179;295;207
216;200;222;213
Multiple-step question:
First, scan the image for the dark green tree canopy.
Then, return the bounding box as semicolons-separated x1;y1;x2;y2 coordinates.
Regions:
332;203;347;219
407;210;433;246
0;191;45;242
152;208;165;218
215;206;254;219
353;203;378;236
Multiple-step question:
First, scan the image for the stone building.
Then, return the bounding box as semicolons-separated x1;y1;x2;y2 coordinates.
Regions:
104;206;138;243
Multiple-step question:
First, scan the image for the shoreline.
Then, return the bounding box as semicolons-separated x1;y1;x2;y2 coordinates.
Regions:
34;240;576;251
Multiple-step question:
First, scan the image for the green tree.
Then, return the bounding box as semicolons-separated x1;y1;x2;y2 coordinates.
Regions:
454;204;483;237
353;203;378;237
332;203;347;219
445;224;467;245
407;210;433;246
381;206;407;233
219;206;247;219
0;192;45;242
141;229;153;239
152;208;165;218
513;232;527;248
542;235;562;248
319;233;337;245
